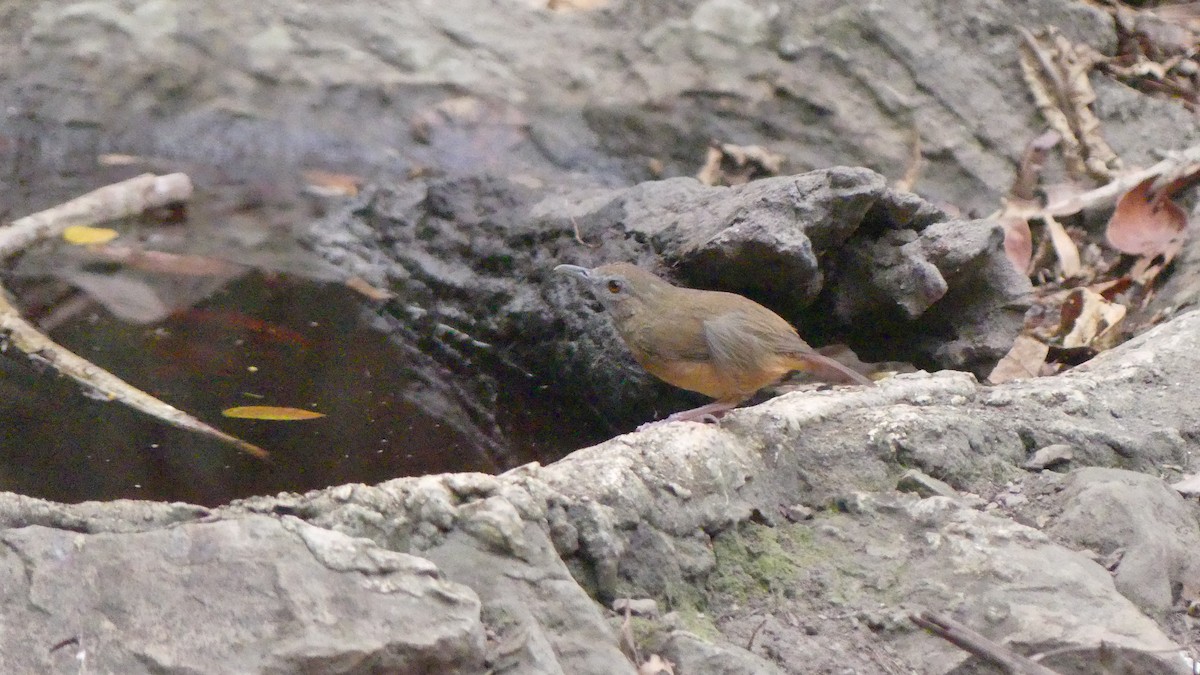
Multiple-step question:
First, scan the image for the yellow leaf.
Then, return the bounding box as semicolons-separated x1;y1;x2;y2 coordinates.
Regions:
63;225;119;245
222;405;325;421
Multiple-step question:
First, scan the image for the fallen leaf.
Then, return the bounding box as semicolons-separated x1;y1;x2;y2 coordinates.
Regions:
1088;276;1133;301
302;170;363;198
1105;176;1188;259
1129;255;1167;287
989;335;1050;383
345;276;396;301
62;225;119;245
1042;214;1082;278
998;214;1033;273
222;406;325;421
89;245;245;277
67;272;171;324
1060;287;1127;349
1045;344;1098;368
1009;130;1061;202
173;309;312;349
1018;27;1121;182
97;153;148;166
696;142;785;186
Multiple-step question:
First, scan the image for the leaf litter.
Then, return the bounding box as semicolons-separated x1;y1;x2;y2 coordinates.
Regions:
988;22;1200;384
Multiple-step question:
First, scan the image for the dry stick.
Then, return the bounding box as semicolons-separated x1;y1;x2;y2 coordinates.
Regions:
1040;144;1200;218
0;173;190;258
910;611;1062;675
0;173;269;460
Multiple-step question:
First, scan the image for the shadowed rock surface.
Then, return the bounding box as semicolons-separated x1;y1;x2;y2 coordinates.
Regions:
0;514;484;674
308;167;1029;452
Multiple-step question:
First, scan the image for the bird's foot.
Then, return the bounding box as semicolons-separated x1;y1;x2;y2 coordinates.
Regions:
636;403;736;431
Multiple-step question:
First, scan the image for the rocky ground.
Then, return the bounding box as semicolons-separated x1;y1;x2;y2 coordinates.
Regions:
0;0;1199;673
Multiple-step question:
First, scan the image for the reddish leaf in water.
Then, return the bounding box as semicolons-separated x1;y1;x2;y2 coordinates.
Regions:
172;309;312;349
1105;177;1188;259
91;245;244;277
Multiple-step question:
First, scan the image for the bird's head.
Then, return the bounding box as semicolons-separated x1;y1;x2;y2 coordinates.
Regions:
554;262;673;324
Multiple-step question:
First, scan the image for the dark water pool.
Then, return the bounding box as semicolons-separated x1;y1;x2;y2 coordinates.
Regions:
0;163;591;505
3;269;518;506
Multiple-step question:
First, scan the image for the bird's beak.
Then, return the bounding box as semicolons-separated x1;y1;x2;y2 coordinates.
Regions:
553;264;591;281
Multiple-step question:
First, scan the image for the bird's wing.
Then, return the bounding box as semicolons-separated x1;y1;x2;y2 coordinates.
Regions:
624;308;713;363
702;309;792;374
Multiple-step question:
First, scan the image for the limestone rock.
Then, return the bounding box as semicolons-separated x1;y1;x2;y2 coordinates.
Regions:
0;515;484;674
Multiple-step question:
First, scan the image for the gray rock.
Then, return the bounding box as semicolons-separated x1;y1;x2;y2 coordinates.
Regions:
659;630;785;675
1044;468;1200;615
613;598;660;617
4;0;1194;218
1024;444;1075;471
0;514;484;674
896;469;958;498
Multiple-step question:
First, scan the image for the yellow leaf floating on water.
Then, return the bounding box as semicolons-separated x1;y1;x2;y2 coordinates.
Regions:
62;225;119;245
222;405;325;421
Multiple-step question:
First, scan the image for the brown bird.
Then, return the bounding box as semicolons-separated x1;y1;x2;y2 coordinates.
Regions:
555;262;872;427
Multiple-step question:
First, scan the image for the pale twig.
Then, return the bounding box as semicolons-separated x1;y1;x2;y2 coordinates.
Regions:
893;127;923;193
0;173;192;259
0;173;269;460
1041;144;1200;217
571;216;600;248
990;144;1200;222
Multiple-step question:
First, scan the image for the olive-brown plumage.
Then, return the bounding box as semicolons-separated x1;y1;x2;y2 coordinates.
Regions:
556;262;871;426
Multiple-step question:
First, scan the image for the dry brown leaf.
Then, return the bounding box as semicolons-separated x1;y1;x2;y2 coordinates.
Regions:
696;142;785;186
1018;27;1121;182
1060;287;1127;348
998;214;1034;273
638;654;675;675
1042;214;1082;278
989;335;1050;383
1010;131;1061;201
1089;276;1133;301
302;170;363;198
345;276;395;301
88;245;245;277
1104;176;1188;260
97;153;148;167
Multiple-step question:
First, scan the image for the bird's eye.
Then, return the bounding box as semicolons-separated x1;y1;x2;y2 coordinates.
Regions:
606;280;623;294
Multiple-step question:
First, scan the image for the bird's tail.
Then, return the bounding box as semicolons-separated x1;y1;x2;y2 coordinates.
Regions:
787;351;874;386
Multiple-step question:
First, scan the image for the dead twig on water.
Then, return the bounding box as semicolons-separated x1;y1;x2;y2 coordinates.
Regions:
0;173;269;460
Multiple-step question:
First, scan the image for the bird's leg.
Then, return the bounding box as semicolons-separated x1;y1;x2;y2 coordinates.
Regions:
636;400;740;431
665;400;738;423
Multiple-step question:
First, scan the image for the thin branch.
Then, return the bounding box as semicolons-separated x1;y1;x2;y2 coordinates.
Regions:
0;173;192;259
0;173;269;460
1041;144;1200;217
